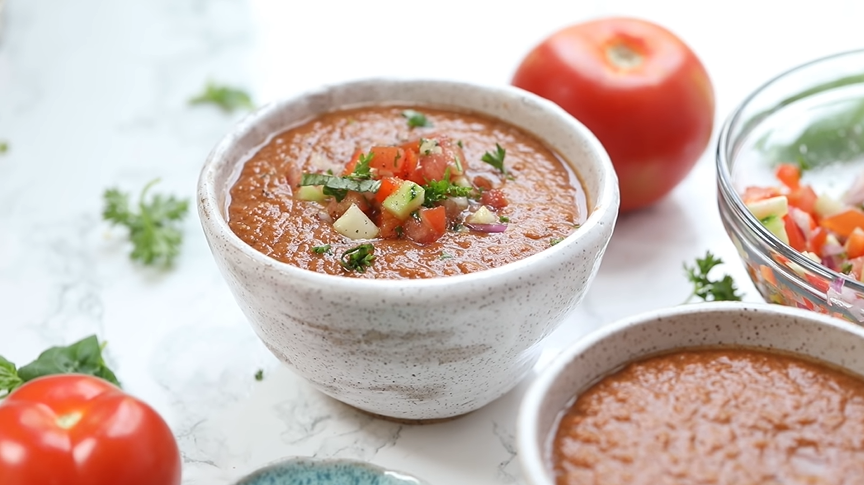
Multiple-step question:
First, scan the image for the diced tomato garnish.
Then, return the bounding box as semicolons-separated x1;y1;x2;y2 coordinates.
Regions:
342;149;363;176
783;214;807;252
742;186;783;204
405;136;465;185
326;191;370;220
775;163;801;190
807;227;829;256
481;188;509;210
787;185;818;216
804;273;831;293
375;177;402;204
846;227;864;259
369;147;409;178
377;210;403;239
403;206;447;244
819;208;864;238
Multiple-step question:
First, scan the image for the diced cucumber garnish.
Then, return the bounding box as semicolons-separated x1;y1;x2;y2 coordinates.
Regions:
382;181;425;220
333;204;379;240
746;196;788;221
760;214;789;244
296;185;326;203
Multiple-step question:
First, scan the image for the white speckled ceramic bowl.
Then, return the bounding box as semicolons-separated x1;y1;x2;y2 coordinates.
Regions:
198;79;619;421
518;301;864;484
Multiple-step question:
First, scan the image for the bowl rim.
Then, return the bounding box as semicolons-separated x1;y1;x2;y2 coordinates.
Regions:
196;77;619;291
232;456;429;484
716;48;864;295
516;300;864;485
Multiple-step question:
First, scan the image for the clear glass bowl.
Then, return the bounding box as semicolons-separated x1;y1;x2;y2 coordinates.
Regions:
717;49;864;323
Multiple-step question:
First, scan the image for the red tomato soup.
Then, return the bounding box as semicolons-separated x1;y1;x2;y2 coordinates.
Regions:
227;105;587;279
552;347;864;485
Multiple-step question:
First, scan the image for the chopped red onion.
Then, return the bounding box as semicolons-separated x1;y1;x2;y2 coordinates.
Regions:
822;242;845;256
465;223;508;233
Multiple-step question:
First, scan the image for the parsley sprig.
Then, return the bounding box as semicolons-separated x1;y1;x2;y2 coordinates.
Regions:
341;243;375;272
103;179;189;267
189;82;254;113
683;251;743;302
422;173;476;207
1;335;120;398
402;109;432;128
481;143;508;176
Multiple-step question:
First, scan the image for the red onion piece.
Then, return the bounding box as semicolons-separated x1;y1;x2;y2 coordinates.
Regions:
822;242;845;257
465;223;508;233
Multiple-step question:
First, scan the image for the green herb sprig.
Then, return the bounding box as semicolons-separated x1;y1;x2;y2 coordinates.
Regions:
103;179;189;267
189;82;254;113
402;110;431;128
1;335;120;398
683;251;743;302
481;143;508;176
341;244;375;272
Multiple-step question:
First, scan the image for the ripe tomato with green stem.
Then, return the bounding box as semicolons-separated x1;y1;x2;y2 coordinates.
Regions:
512;17;715;212
0;374;182;485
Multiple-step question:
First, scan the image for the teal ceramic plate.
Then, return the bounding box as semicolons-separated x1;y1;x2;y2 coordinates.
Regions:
233;457;429;485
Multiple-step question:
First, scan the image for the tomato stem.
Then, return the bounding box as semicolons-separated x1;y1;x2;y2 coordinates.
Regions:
606;43;643;70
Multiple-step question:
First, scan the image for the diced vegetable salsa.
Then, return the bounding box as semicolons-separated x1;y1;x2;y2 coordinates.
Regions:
744;163;864;279
297;133;510;248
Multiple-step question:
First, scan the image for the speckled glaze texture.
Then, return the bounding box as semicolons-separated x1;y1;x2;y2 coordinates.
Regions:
197;79;619;420
233;458;428;485
518;302;864;485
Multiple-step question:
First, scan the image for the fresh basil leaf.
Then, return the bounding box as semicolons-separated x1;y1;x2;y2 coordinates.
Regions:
16;335;121;387
300;173;382;194
0;356;23;397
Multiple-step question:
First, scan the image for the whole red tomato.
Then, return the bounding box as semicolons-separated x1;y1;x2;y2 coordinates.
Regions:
0;374;182;485
512;17;715;212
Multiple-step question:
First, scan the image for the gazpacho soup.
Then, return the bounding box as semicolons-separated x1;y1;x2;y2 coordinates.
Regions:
227;105;587;279
552;347;864;485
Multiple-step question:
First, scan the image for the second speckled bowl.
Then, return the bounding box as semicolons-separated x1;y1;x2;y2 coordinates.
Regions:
518;302;864;484
198;79;619;421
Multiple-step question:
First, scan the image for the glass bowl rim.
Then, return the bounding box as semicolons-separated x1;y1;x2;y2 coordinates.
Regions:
716;47;864;295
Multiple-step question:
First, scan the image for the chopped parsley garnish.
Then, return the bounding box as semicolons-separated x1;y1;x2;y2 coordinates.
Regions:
422;176;476;207
254;369;264;381
103;179;189;267
350;152;374;180
456;140;464;149
0;141;8;154
341;244;375;273
683;251;743;302
299;173;381;202
402;110;431;128
499;216;510;223
189;82;254;113
439;252;453;260
842;262;854;274
550;237;564;246
481;143;507;175
311;244;331;254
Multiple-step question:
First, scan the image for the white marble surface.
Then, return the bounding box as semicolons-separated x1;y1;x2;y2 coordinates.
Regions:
0;1;861;484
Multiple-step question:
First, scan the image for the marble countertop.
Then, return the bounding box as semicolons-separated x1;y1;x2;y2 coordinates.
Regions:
1;1;861;483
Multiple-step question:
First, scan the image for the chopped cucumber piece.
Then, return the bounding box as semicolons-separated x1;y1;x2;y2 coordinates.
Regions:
760;214;789;244
296;185;326;203
814;194;845;219
746;196;788;221
333;204;379;240
382;181;425;220
466;205;497;225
